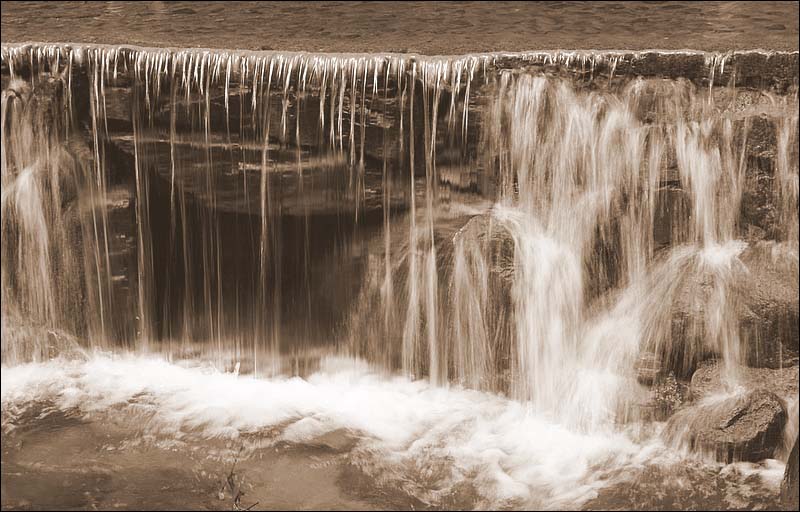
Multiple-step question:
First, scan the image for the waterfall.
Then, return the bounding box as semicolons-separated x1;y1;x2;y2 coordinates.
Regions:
2;42;798;421
1;39;799;510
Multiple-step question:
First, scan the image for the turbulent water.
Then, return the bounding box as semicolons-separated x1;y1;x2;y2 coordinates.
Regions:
1;42;799;510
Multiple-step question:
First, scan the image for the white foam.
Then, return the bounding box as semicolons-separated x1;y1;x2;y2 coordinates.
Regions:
2;352;672;508
722;459;787;491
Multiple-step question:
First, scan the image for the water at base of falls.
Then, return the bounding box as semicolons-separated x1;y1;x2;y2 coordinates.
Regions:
1;43;799;510
0;355;789;510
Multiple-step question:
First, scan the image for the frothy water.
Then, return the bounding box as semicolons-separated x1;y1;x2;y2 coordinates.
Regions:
1;41;798;509
0;353;786;509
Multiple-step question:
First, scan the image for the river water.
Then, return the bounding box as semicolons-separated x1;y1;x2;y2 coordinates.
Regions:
1;1;799;52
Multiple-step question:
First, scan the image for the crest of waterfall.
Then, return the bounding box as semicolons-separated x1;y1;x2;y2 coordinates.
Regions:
1;43;798;435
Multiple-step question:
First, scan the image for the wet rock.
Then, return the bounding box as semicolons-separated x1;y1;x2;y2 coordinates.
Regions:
584;460;784;511
452;210;517;384
730;52;800;93
636;372;688;422
737;243;800;368
663;388;787;463
308;428;359;453
651;250;745;378
782;435;799;509
0;314;87;364
2;75;94;339
635;351;663;385
453;212;516;284
656;242;799;378
739;179;781;247
501;52;798;93
690;359;799;401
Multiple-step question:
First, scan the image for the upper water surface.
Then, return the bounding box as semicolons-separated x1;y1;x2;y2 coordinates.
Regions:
2;1;799;53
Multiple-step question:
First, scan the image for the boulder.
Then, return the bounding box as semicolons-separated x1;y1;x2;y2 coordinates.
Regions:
636;372;688;422
663;388;787;463
634;351;663;385
690;359;799;401
450;211;518;389
737;243;799;368
452;212;516;284
782;435;799;510
739;115;780;240
649;242;799;379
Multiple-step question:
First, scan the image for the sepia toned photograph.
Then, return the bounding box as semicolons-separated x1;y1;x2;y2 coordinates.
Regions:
1;1;798;510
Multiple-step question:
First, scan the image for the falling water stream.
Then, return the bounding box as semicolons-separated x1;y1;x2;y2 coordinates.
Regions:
1;42;799;510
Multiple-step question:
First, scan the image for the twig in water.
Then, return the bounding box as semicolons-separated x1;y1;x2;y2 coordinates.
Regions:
219;445;260;511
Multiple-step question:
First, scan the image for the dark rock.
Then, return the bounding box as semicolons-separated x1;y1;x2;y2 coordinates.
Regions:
651;242;799;379
636;372;688;421
690;359;799;401
645;247;744;379
2;74;93;339
635;351;663;385
740;122;780;239
453;212;516;284
585;461;784;511
663;388;787;463
738;243;800;368
498;52;798;93
0;313;87;364
349;209;517;386
782;435;799;509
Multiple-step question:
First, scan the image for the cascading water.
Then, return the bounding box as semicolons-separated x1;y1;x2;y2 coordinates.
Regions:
1;42;798;509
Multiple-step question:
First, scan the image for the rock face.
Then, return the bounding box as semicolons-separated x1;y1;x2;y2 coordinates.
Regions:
663;388;788;463
453;213;516;284
635;351;663;385
737;244;800;368
636;372;688;422
782;435;799;510
0;313;87;364
690;359;799;401
654;242;799;379
1;73;91;343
